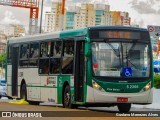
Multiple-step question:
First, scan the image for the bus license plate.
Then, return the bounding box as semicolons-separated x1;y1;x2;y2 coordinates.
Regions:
117;97;128;102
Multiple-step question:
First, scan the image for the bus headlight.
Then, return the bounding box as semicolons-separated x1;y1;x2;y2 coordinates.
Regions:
143;82;151;91
92;80;105;92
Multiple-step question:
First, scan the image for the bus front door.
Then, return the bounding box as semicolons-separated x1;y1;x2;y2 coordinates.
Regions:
11;47;19;96
75;41;84;102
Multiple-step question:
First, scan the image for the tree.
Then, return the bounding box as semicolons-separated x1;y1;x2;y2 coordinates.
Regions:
0;53;6;67
154;74;160;89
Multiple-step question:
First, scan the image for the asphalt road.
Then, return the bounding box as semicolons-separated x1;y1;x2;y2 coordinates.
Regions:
0;102;159;120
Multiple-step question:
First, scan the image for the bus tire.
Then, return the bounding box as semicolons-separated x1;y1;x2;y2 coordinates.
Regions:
28;101;40;105
63;85;71;108
117;103;131;113
20;84;27;101
63;85;76;108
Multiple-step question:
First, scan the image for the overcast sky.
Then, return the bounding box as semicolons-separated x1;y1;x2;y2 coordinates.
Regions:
0;0;160;31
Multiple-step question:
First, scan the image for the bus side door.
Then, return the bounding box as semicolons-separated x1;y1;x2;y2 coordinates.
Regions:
74;41;85;102
11;46;19;96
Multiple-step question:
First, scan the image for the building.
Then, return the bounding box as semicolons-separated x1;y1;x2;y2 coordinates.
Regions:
74;4;95;29
12;25;26;37
0;34;7;54
94;4;111;26
120;12;131;26
64;6;78;30
3;25;14;36
95;9;105;26
3;24;25;37
45;2;131;32
44;2;62;32
131;24;139;28
73;6;81;29
110;11;131;26
0;24;25;54
110;11;121;26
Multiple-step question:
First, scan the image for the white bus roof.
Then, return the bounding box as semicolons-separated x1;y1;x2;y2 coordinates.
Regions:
8;31;60;44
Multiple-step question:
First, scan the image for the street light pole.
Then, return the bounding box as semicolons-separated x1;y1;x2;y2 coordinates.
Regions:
39;0;44;33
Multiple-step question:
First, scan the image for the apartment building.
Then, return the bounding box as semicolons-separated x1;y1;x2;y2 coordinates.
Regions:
45;2;131;32
94;4;111;26
111;11;131;26
45;2;62;32
64;6;78;30
4;24;25;37
120;12;131;26
74;4;95;29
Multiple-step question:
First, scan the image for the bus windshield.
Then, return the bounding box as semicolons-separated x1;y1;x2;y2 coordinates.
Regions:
91;41;150;78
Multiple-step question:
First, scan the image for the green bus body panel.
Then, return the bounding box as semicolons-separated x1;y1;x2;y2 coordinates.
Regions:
150;39;154;88
60;28;88;38
92;78;153;93
57;75;71;104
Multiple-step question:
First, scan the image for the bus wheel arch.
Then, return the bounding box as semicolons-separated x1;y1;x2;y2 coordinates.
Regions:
20;79;27;100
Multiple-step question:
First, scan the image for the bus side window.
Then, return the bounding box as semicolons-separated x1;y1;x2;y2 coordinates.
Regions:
61;40;74;74
39;59;49;74
50;58;61;74
29;42;39;67
39;42;50;74
40;42;49;58
50;42;54;57
54;41;62;57
19;44;29;67
30;42;39;58
20;44;29;59
49;40;62;74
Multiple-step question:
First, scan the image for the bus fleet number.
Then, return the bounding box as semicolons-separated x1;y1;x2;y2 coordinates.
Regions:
127;85;139;89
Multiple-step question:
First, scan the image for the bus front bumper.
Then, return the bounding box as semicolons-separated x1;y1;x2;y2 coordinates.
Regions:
86;86;153;104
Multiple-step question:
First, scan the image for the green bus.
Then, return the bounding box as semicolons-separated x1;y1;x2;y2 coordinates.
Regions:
6;26;153;112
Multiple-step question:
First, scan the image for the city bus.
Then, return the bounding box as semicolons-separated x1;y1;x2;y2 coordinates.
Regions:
6;26;153;112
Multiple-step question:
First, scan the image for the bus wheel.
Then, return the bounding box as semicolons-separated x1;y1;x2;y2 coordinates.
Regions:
63;85;77;109
63;85;71;108
117;103;131;113
20;84;27;101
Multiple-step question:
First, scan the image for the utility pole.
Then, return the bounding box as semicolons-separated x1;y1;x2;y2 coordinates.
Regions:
39;0;44;33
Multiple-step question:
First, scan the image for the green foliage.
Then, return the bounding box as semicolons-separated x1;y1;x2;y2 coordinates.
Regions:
154;74;160;89
0;53;6;67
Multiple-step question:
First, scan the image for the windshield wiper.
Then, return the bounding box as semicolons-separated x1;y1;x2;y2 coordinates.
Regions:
125;42;139;69
126;41;137;58
103;39;120;57
103;39;122;70
128;59;138;69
